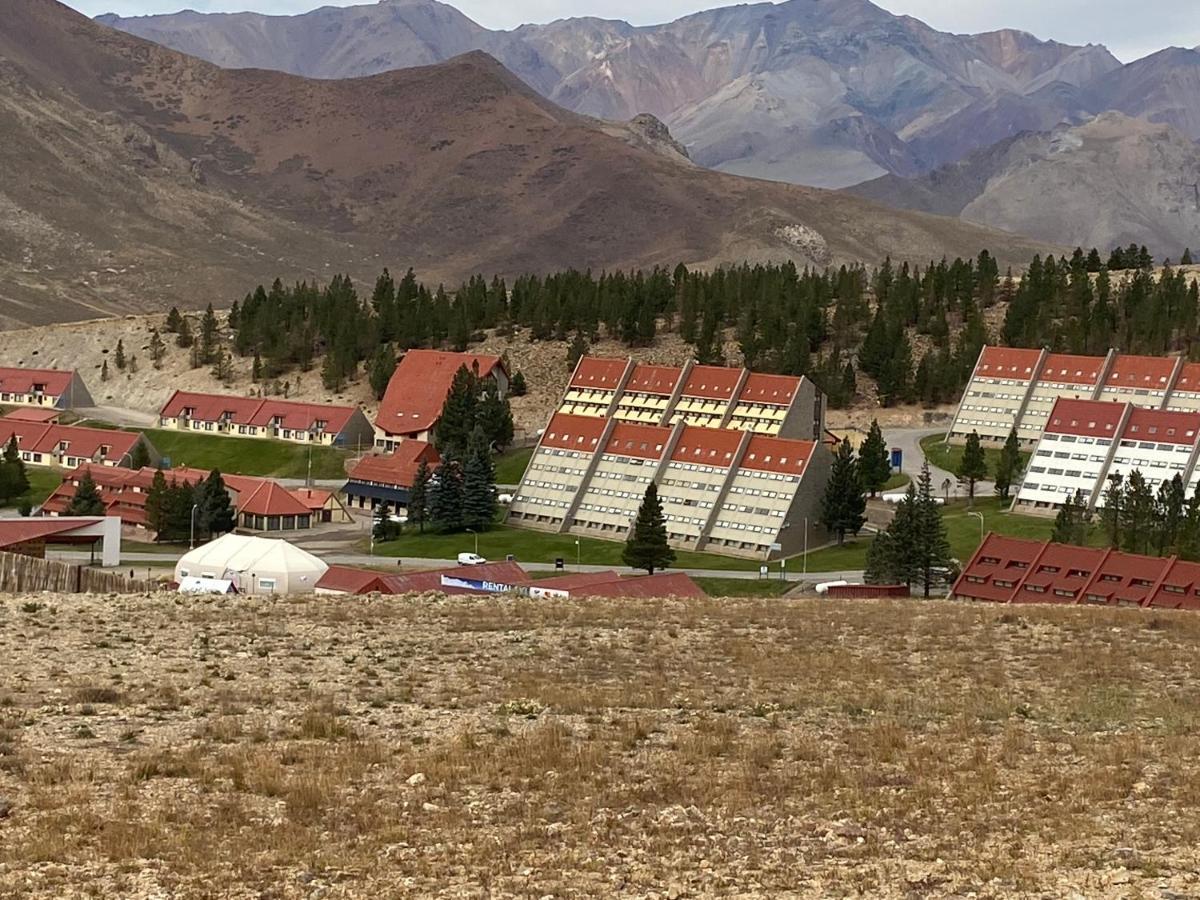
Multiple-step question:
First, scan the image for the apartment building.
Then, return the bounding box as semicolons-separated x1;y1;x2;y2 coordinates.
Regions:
0;417;152;470
507;411;830;559
557;356;826;441
375;350;508;448
948;346;1195;447
954;533;1200;610
341;440;440;513
1014;398;1200;514
0;367;92;409
159;391;374;448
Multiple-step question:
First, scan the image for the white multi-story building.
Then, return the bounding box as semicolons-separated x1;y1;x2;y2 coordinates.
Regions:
1015;398;1200;514
950;346;1196;448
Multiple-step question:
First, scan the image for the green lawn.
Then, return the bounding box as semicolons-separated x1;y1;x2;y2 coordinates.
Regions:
883;472;910;491
140;429;351;479
799;495;1057;573
495;447;534;485
695;576;793;598
372;525;762;571
1;469;64;510
920;434;1030;480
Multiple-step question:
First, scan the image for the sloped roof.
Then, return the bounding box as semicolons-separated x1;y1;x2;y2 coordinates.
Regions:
239;481;312;517
625;364;682;396
377;350;504;437
541;413;606;452
348;441;439;488
680;365;742;400
739;435;815;475
604;422;671;460
0;518;108;550
569;356;628;390
1122;407;1200;445
1174;363;1200;392
159;390;359;434
315;565;390;595
737;373;800;406
670;425;742;465
176;533;328;576
0;421;141;462
379;561;529;595
1104;354;1177;388
975;346;1042;378
1037;353;1105;386
1;408;60;423
0;367;76;395
1045;398;1126;438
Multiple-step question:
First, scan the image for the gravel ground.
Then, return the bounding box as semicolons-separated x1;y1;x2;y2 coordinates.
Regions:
2;591;1199;898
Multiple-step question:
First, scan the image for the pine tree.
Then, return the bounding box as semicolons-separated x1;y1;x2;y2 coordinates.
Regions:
993;429;1023;501
1182;248;1194;266
478;386;514;452
100;359;109;382
114;339;126;371
128;354;139;374
210;348;233;383
858;419;891;498
865;484;919;588
66;472;105;516
567;331;590;371
199;303;219;364
821;439;866;544
1120;471;1155;555
252;353;262;383
434;365;480;460
149;328;166;368
1100;474;1123;548
165;307;184;334
198;470;237;537
1051;490;1090;546
408;458;430;533
129;440;151;471
510;371;527;397
145;469;170;540
373;501;397;542
1155;474;1186;555
428;459;464;533
622;482;676;575
462;435;498;532
957;431;988;501
3;434;29;500
913;462;952;598
175;316;193;349
368;344;396;401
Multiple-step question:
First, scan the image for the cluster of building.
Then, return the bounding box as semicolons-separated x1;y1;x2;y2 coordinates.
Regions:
42;464;350;534
949;346;1200;447
506;357;832;559
953;533;1200;610
159;391;375;448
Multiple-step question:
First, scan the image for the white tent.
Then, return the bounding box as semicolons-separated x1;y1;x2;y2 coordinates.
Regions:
174;533;328;595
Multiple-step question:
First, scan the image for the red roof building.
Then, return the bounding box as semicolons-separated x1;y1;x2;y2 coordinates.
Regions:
2;408;61;424
0;367;92;409
343;440;440;513
569;357;629;391
0;420;149;470
159;391;373;448
375;350;508;446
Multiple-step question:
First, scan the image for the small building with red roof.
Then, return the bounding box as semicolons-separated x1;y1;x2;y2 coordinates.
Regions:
342;440;440;513
0;367;92;409
159;391;373;448
374;350;508;447
0;419;154;471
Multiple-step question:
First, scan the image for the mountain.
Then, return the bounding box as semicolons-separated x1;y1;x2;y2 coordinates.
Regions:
99;0;1128;189
1085;47;1200;141
849;113;1200;256
0;0;1051;328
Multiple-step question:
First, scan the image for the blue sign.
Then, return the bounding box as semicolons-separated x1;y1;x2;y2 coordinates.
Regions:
890;447;903;471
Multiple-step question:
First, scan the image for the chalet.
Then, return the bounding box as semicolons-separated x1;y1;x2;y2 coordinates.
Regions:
0;367;92;409
375;350;509;448
158;391;374;448
342;440;440;513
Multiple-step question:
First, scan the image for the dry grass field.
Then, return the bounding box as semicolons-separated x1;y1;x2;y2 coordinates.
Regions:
2;592;1200;898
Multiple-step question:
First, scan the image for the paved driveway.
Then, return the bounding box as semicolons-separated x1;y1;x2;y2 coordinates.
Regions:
882;427;995;500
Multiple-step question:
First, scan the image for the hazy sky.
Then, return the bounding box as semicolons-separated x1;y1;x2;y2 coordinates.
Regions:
74;0;1200;62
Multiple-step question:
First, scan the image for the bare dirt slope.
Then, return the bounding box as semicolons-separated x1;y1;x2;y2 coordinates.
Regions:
0;0;1055;329
2;592;1199;897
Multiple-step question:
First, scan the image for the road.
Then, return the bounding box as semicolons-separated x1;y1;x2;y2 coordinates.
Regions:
72;405;157;428
882;427;994;500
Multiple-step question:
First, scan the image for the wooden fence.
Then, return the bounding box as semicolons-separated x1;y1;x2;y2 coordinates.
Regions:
0;551;161;594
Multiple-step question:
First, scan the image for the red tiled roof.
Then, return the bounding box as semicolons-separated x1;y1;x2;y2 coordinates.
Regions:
624;364;682;396
1016;543;1106;603
1080;550;1171;606
604;422;672;460
975;347;1042;378
0;421;141;463
1036;353;1104;386
739;435;815;475
1;408;60;423
533;570;707;599
0;518;106;550
670;425;743;465
0;367;76;396
681;365;742;400
348;441;439;488
569;356;628;390
379;561;529;595
1045;398;1127;439
541;413;606;452
239;481;312;517
160;391;359;435
1173;363;1200;392
315;565;390;595
377;350;504;437
290;488;333;511
1122;407;1200;445
952;534;1045;603
1104;354;1177;388
1147;559;1200;609
738;373;800;406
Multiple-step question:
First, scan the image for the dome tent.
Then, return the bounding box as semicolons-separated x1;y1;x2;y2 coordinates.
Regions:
174;533;328;595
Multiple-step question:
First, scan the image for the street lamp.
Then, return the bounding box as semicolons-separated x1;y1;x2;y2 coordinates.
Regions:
466;528;478;555
190;502;200;549
575;538;581;570
968;511;985;545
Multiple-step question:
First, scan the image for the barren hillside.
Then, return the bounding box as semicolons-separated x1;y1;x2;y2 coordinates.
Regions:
0;0;1054;328
1;591;1199;897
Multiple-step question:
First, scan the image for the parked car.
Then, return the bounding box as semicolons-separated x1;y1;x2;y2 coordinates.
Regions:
457;552;488;566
